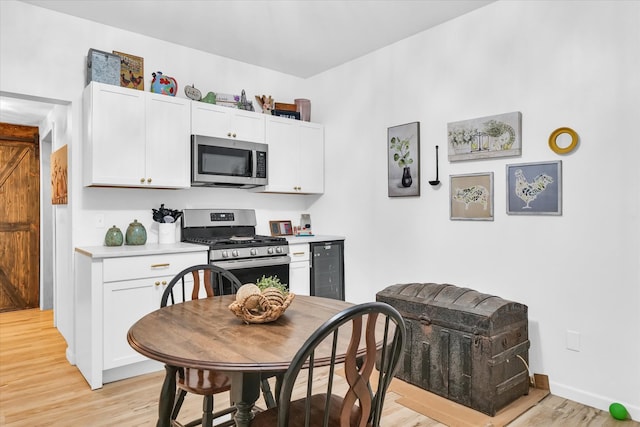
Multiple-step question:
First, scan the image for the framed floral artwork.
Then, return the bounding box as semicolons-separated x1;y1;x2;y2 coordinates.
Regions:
506;161;562;215
447;111;522;162
450;172;494;221
388;122;420;197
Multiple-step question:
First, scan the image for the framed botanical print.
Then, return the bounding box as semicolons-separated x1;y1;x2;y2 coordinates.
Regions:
388;121;420;197
447;111;522;162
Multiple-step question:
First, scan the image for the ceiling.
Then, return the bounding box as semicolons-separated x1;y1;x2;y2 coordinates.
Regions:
3;0;493;126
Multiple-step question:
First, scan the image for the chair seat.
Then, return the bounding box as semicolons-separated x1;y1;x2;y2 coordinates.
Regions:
250;394;365;427
178;367;232;395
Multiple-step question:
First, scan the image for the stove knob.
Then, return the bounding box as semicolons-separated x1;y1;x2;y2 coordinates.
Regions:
267;247;274;254
276;246;283;254
250;248;258;256
232;250;239;257
222;251;229;258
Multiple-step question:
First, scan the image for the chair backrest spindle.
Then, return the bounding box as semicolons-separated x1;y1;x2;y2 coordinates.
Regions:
161;264;242;307
268;302;406;427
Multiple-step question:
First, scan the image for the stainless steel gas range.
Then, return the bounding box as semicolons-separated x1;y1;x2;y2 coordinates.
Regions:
181;209;290;288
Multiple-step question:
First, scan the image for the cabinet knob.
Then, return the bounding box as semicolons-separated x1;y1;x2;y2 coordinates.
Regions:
161;280;167;285
140;178;145;183
147;178;152;183
154;281;160;286
232;133;237;138
227;132;232;137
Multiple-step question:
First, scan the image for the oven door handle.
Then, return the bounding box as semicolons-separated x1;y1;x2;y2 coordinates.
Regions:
212;255;291;270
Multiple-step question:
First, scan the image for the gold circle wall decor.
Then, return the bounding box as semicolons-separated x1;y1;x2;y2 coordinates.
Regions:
549;127;578;154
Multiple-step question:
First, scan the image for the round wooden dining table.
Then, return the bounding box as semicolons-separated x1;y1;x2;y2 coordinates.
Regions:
127;294;359;427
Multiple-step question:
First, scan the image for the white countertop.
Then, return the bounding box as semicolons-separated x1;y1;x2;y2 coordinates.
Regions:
285;235;345;244
75;242;208;259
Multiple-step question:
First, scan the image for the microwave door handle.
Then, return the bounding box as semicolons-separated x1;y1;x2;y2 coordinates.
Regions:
252;149;257;177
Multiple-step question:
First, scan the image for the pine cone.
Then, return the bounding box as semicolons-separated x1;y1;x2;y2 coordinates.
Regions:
262;287;286;307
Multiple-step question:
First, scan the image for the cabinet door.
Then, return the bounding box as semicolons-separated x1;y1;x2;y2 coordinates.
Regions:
191;102;265;143
191;102;231;138
86;83;145;186
297;122;324;194
103;277;165;369
260;117;325;194
264;116;299;193
289;243;310;295
145;94;191;188
230;109;266;143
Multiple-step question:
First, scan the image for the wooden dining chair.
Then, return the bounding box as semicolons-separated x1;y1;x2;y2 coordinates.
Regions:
248;301;406;427
161;264;277;427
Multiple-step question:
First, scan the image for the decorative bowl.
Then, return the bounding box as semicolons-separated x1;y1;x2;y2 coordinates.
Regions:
229;292;295;324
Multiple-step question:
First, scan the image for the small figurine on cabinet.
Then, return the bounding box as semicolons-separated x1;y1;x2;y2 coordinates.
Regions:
238;90;254;111
150;71;177;96
255;95;274;114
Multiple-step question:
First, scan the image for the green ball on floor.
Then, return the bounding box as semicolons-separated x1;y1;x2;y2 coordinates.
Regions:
609;402;629;420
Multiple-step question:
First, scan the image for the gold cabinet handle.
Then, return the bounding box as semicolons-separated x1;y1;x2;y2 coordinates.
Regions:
147;178;152;183
161;280;167;285
232;133;236;138
151;263;170;268
154;281;161;286
292;252;306;256
227;132;232;137
140;178;145;183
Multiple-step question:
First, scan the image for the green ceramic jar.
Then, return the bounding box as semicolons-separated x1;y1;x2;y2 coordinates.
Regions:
104;225;123;246
125;220;147;245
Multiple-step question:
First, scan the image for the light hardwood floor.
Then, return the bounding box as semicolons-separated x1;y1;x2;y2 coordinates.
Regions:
0;309;635;426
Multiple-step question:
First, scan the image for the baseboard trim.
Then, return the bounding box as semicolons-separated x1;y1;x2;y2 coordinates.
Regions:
550;381;638;421
103;359;164;384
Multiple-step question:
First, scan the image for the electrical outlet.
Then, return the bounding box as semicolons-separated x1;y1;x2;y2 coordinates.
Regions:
566;330;581;352
95;213;105;228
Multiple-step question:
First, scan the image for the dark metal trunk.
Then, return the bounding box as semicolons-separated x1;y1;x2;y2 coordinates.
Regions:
376;283;530;416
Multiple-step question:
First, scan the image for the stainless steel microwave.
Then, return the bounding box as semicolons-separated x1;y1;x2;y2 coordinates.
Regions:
191;135;268;188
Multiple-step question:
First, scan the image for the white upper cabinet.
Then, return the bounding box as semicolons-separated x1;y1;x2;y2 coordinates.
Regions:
191;102;265;143
145;94;191;187
83;82;190;188
260;116;324;194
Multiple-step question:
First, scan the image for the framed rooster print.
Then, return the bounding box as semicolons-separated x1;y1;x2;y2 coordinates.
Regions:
450;172;494;221
506;161;562;215
113;51;144;90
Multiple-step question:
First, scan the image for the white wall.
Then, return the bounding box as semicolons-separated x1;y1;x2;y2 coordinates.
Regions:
0;0;316;363
1;0;638;418
307;0;640;418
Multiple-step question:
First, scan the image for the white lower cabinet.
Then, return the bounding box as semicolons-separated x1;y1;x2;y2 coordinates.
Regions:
103;277;166;370
75;248;207;389
289;243;310;295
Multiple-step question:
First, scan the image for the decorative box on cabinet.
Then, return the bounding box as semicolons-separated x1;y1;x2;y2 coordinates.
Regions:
191;101;265;143
259;116;324;194
74;246;207;389
83;82;191;188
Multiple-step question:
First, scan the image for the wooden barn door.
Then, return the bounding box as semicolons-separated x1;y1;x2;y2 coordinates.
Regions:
0;123;40;312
